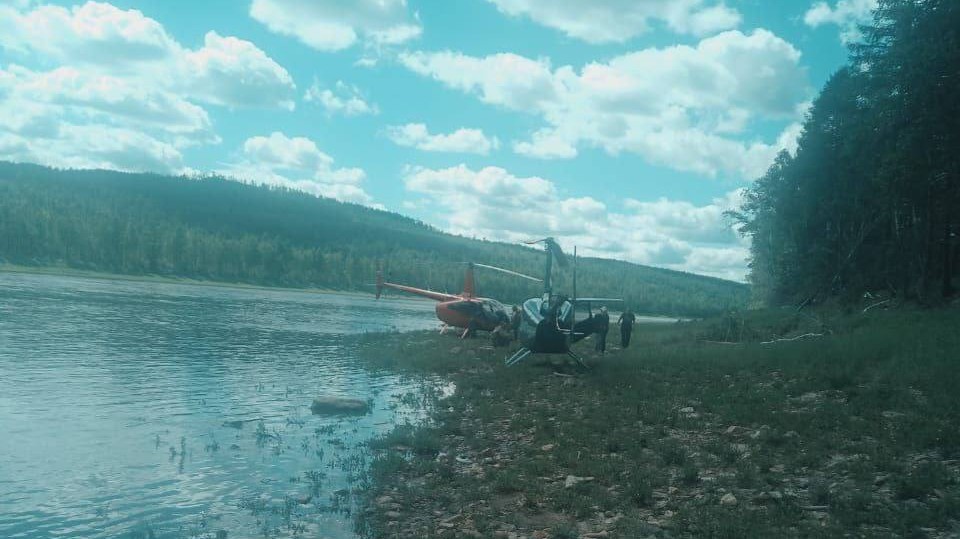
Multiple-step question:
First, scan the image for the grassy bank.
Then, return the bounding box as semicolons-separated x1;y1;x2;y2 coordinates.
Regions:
355;306;960;538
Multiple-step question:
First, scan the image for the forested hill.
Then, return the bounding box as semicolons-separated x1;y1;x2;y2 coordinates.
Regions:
0;162;747;316
733;0;959;306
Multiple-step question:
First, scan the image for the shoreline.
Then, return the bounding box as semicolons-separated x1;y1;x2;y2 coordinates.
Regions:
0;264;697;321
355;307;960;538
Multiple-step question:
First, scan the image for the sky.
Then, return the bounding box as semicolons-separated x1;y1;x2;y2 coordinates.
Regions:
0;0;879;281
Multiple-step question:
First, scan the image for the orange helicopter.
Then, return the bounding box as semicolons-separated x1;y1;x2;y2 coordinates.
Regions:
375;262;540;337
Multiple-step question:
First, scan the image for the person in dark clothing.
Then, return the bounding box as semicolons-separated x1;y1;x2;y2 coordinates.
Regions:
595;306;610;354
618;309;637;348
510;305;522;341
491;321;512;347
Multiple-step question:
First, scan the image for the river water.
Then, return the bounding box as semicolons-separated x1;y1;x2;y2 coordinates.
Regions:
0;272;441;539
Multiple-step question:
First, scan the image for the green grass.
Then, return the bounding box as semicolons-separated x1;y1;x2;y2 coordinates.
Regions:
355;305;960;538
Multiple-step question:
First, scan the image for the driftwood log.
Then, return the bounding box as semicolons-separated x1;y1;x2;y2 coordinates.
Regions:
760;333;824;345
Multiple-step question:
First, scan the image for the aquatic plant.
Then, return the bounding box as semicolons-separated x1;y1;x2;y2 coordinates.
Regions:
204;435;220;453
254;421;272;446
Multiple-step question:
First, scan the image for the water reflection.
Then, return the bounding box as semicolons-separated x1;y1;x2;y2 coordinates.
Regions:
0;272;440;538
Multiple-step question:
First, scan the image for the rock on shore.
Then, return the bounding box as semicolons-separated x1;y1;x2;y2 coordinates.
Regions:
310;396;370;415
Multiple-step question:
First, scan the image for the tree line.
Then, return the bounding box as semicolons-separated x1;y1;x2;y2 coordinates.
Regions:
731;0;959;306
0;162;747;317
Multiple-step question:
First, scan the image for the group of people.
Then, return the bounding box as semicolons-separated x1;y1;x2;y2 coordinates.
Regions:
488;303;639;353
590;307;637;354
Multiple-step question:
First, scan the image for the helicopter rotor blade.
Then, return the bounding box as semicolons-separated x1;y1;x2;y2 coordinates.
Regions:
471;263;542;283
522;237;567;265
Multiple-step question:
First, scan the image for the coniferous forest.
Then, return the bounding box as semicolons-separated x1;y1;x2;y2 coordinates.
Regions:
732;0;959;306
0;162;747;317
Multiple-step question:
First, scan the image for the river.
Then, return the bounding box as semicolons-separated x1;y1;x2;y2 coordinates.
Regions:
0;272;441;539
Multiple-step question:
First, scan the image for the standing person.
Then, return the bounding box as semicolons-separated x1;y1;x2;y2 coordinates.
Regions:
491;321;512;347
595;306;610;354
618;309;637;348
510;305;522;341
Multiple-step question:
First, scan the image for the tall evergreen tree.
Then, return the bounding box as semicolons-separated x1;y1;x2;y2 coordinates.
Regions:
733;0;959;305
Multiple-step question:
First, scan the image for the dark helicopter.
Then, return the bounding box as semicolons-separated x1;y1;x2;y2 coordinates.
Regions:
506;238;621;367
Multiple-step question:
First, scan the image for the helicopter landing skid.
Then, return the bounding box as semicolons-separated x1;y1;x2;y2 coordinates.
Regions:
505;348;590;370
505;347;532;366
568;350;590;370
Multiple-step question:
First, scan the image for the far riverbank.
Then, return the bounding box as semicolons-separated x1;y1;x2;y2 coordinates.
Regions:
0;263;387;299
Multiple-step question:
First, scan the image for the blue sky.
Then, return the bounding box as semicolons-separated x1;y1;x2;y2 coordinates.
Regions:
0;0;878;281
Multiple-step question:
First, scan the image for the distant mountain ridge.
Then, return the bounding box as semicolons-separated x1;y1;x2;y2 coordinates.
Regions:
0;162;748;316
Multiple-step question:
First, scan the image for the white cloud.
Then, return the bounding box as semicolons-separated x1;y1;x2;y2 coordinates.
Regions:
0;64;199;173
400;30;809;180
403;164;748;280
184;31;296;110
0;2;296;109
304;80;379;116
678;3;743;36
403;164;589;240
513;130;578;159
222;132;376;206
0;1;179;65
0;1;296;173
5;65;217;143
399;51;560;111
250;0;421;52
486;0;741;42
804;0;877;44
0;124;184;173
604;189;749;278
680;245;749;282
622;190;743;244
385;123;500;154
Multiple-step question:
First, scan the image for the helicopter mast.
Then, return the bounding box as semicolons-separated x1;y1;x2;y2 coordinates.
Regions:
543;240;553;298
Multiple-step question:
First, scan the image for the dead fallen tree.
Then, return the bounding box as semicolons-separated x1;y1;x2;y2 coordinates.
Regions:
760;332;824;345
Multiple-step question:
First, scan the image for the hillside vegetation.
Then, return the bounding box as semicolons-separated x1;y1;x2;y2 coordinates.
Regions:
0;162;746;317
